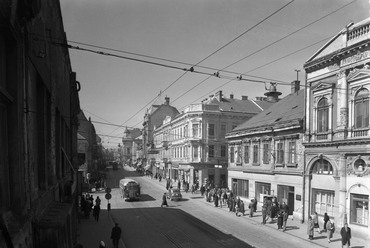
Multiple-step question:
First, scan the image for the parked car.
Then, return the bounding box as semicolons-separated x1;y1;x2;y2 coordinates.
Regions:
167;188;182;201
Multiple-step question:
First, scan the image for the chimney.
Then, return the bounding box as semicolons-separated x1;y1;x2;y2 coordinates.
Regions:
264;82;281;103
165;96;170;105
291;80;300;93
230;94;234;99
241;95;248;100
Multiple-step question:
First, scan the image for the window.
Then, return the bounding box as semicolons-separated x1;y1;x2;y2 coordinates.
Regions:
244;145;249;164
232;179;249;198
220;145;226;157
312;189;335;216
288;141;296;164
317;98;329;133
193;146;198;158
276;142;284;164
230;146;235;163
236;146;241;164
220;124;226;137
311;159;333;174
208;145;214;158
263;143;269;164
253;144;259;164
354;159;367;173
354;89;369;129
208;123;215;137
350;194;369;226
192;124;199;137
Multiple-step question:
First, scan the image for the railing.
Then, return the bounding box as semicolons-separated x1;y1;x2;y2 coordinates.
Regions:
316;133;328;140
352;129;369;137
348;24;370;41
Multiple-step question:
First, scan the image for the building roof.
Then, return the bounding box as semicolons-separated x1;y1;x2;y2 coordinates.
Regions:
122;128;142;139
230;89;304;134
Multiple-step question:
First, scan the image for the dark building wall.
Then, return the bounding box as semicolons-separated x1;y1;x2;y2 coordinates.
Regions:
0;1;80;247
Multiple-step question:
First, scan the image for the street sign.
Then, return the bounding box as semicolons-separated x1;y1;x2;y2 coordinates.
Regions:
105;187;111;194
105;193;112;200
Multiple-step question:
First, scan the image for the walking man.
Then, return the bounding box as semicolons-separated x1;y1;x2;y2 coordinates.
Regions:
93;204;100;221
110;223;121;248
340;223;351;248
161;193;168;207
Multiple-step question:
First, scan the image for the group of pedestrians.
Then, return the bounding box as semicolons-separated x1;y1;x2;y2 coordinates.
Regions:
80;194;101;221
307;211;352;247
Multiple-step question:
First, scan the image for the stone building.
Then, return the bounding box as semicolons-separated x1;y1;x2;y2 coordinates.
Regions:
304;18;370;239
226;82;304;219
121;127;142;166
0;1;80;247
142;96;179;171
152;90;275;188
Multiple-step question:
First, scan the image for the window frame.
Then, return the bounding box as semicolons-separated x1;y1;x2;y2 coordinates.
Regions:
317;98;329;133
354;88;370;129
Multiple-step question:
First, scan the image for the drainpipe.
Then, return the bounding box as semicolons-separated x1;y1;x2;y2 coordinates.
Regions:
301;152;306;224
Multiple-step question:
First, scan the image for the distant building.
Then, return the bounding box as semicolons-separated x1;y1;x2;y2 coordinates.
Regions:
226;82;304;219
142;96;180;170
121;128;142;166
304;18;370;239
153;90;276;188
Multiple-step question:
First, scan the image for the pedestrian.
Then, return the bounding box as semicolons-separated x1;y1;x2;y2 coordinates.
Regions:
161;193;168;207
99;240;106;248
312;212;322;234
95;196;101;207
323;212;329;231
262;198;267;224
277;210;284;230
248;199;255;217
340;223;351;248
110;223;121;248
93;204;100;221
239;200;245;216
235;197;241;216
253;197;257;212
200;185;205;196
307;215;314;240
326;219;334;243
214;193;219;207
177;180;181;190
282;210;289;231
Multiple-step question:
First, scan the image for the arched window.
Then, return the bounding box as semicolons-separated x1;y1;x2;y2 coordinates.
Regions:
311;159;333;175
354;88;369;129
317;98;329;133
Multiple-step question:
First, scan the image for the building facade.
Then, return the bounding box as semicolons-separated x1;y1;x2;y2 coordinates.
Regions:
142;96;179;171
304;18;370;239
121;127;142;166
226;82;304;219
153;91;275;188
0;1;81;247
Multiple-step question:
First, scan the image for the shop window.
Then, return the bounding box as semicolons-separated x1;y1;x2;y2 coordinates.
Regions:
350;194;369;226
233;179;249;198
317;98;329;133
354;88;369;129
312;189;335;216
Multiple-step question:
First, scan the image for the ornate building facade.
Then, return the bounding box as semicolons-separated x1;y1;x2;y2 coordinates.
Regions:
304;18;370;239
153;91;275;188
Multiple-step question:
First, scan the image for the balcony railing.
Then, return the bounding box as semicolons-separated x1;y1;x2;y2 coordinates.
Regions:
352;128;369;137
316;133;328;140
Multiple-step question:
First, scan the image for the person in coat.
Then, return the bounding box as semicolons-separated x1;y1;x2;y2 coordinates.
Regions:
307;216;314;240
312;212;322;233
277;210;284;230
261;198;268;224
326;219;334;243
110;223;121;248
340;223;351;248
161;193;168;207
249;199;255;217
323;212;330;231
282;210;289;232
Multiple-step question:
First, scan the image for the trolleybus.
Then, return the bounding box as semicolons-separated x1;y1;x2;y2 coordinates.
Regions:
119;178;141;201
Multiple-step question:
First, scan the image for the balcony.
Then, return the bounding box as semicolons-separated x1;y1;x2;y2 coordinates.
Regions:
351;128;369;138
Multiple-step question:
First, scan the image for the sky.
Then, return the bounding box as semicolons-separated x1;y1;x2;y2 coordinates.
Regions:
60;0;370;148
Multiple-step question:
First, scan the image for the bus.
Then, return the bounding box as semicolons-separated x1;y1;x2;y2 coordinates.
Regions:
119;178;141;201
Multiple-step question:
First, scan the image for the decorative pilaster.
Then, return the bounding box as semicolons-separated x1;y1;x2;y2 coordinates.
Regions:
338;153;347;227
336;70;348;139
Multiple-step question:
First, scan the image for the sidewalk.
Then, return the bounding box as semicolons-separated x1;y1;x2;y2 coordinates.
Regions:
145;173;370;248
76;199;126;248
